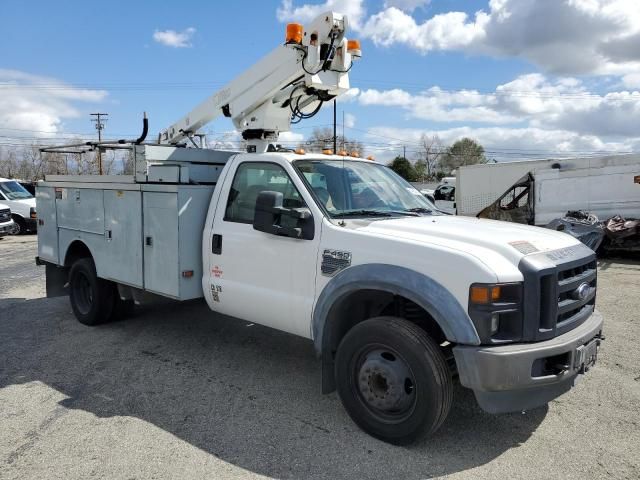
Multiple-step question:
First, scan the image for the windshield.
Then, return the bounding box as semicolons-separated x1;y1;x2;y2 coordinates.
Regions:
0;181;33;200
294;159;438;218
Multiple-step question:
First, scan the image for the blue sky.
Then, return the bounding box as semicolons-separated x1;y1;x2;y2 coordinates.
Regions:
1;0;640;161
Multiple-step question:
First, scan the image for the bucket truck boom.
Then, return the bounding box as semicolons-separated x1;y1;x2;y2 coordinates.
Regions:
158;12;361;152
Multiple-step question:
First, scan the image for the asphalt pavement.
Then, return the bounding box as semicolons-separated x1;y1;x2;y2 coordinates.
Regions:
0;235;639;480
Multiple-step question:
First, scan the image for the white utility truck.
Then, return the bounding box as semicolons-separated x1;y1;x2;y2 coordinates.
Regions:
36;12;604;444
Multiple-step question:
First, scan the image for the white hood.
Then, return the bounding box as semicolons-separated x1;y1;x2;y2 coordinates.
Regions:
354;215;581;265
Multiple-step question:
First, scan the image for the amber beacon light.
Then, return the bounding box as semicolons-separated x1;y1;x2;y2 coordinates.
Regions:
286;23;304;44
347;39;362;57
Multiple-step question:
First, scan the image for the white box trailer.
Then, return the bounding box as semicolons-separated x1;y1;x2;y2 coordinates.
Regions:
456;159;556;217
469;154;640;225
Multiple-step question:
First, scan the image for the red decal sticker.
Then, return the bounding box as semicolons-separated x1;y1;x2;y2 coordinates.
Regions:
212;266;223;278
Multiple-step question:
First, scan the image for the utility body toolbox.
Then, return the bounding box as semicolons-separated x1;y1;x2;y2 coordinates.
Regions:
36;145;234;300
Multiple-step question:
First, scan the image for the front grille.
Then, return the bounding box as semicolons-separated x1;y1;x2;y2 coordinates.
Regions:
555;259;597;334
0;209;10;223
519;245;597;341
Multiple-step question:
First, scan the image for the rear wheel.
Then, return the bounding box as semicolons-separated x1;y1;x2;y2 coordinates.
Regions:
335;316;453;445
68;258;115;326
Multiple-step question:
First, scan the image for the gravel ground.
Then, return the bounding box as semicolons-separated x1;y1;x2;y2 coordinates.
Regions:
0;235;639;480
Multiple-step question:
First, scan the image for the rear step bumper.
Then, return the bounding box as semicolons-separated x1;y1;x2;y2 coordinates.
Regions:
453;309;604;413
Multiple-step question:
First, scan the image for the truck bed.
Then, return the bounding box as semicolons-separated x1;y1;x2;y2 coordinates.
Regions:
36;145;235;301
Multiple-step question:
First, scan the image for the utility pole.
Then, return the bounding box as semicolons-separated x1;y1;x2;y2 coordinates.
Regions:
342;110;345;152
403;145;406;159
90;113;108;174
333;99;337;153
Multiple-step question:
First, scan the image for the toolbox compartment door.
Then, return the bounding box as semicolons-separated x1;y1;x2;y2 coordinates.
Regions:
36;186;59;264
103;190;143;287
143;192;179;297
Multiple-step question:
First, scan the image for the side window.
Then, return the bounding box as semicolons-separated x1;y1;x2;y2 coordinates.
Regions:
225;162;306;223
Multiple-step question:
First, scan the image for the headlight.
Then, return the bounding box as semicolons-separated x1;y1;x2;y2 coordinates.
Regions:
468;282;523;343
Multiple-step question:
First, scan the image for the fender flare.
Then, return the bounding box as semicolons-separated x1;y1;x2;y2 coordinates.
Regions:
313;263;480;355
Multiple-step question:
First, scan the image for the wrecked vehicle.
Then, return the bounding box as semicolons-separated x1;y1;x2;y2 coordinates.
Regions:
602;216;640;253
546;211;605;251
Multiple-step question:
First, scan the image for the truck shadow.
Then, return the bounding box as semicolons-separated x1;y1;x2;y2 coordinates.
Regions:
0;296;547;479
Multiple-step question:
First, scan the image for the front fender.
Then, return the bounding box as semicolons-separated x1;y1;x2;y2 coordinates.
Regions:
312;263;481;355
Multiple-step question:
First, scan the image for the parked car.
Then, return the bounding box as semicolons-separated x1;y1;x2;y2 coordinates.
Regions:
433;184;455;201
0;203;15;238
0;178;37;234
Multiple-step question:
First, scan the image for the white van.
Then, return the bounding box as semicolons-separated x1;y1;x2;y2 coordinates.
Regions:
0;178;37;234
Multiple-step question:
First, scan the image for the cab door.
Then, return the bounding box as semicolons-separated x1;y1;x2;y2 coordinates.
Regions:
206;159;321;338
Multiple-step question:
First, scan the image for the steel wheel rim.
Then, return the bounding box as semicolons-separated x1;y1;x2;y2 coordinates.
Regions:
72;271;93;315
350;343;418;423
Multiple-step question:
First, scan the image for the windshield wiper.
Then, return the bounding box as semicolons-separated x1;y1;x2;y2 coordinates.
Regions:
333;210;394;218
404;207;433;214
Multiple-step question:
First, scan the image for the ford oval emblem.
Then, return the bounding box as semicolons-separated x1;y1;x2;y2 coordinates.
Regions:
573;282;591;300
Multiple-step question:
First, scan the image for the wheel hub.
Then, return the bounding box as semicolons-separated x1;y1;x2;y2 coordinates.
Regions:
357;349;415;412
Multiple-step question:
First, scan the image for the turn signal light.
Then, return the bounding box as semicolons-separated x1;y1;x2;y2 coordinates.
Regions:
286;23;304;44
322;149;333;155
347;39;361;57
366;155;375;161
295;148;305;154
350;151;359;157
470;285;501;304
339;150;348;156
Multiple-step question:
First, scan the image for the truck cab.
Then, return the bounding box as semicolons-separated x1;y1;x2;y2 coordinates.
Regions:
203;152;604;441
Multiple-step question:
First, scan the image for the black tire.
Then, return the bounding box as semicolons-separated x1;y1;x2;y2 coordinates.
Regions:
11;215;25;235
68;257;115;326
335;316;453;445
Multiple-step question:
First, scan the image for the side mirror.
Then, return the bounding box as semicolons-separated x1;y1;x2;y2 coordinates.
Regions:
253;191;314;240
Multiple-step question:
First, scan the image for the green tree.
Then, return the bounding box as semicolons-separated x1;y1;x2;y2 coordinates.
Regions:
442;138;486;173
388;156;416;181
301;127;364;155
413;159;427;182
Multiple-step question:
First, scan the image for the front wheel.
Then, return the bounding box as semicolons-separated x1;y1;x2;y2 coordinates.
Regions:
335;317;453;445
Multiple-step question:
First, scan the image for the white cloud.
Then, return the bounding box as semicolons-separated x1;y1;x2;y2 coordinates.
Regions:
337;87;360;103
277;0;366;29
365;125;637;162
0;69;108;136
278;130;305;143
343;112;356;128
383;0;430;12
358;86;515;123
362;8;489;52
277;0;640;79
354;74;640;137
153;27;196;48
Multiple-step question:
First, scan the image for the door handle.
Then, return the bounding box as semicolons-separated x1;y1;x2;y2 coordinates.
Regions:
212;234;222;254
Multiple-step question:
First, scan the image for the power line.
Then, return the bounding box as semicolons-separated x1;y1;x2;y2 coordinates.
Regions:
2;80;639;100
